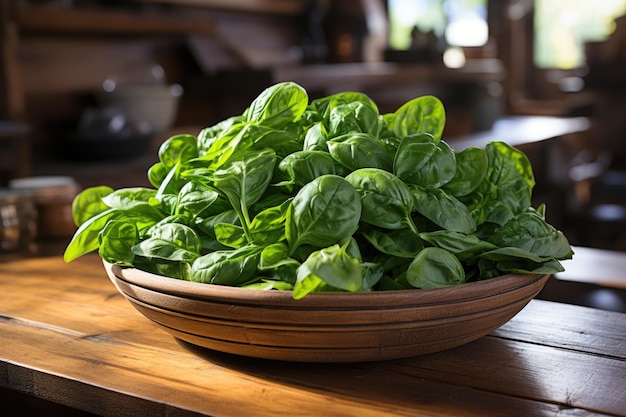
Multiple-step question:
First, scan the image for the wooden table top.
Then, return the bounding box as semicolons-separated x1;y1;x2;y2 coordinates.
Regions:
1;253;625;417
448;115;590;151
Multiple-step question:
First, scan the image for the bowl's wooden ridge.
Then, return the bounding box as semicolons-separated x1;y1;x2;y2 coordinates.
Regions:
104;261;550;362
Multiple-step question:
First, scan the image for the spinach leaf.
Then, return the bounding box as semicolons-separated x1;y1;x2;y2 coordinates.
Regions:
393;133;456;188
328;101;380;138
132;223;201;263
327;132;393;172
391;95;446;140
214;222;246;249
302;122;328;151
147;162;169;189
278;150;341;187
71;185;113;227
194;210;239;251
197;116;244;154
158;134;198;169
98;220;139;266
361;227;423;258
419;230;496;261
287;175;362;254
248;200;291;245
190;245;263;285
488;211;574;260
294;242;362;298
345;168;417;234
64;208;117;262
176;181;221;218
211;148;277;240
410;185;476;234
465;142;535;226
245;81;308;129
406;247;465;288
310;91;378;121
442;147;488;197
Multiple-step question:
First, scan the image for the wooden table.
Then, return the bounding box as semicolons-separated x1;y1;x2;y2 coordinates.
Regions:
447;115;590;151
1;253;626;417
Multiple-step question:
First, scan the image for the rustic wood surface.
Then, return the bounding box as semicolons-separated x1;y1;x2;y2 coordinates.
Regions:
1;253;625;417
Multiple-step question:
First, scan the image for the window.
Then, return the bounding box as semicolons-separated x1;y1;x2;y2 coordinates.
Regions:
388;0;488;50
534;0;626;69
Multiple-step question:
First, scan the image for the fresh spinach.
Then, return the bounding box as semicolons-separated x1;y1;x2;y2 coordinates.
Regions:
65;81;573;298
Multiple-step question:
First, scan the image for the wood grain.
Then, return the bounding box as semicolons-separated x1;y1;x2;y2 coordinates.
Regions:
1;254;625;417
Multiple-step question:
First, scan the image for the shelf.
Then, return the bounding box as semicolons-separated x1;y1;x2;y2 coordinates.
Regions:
272;60;506;93
16;4;214;36
131;0;306;15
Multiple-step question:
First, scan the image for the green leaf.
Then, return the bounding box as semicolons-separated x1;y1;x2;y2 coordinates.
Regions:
345;168;416;232
132;223;201;262
102;187;158;211
327;133;393;172
176;181;220;217
442;147;488;197
249;200;291;245
212;148;277;240
419;230;496;261
406;247;465;288
158;134;198;169
303;122;329;151
295;242;362;294
98;220;139;265
71;185;114;227
393;133;456;188
214;223;246;249
242;280;294;291
245;81;308;128
64;208;117;262
278;150;341;187
362;227;423;258
392;95;446;140
488;211;573;260
327;100;380;138
287;175;362;254
466;142;535;226
190;245;263;285
410;186;476;234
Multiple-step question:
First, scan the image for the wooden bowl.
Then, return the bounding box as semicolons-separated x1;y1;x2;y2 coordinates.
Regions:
104;261;550;363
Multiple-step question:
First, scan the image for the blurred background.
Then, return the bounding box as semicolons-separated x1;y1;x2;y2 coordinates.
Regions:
2;0;626;253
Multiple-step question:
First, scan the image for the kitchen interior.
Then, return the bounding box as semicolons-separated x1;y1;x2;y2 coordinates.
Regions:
1;0;626;311
2;2;626;416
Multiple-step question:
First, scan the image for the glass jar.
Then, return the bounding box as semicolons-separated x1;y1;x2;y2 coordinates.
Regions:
0;189;37;252
9;176;79;240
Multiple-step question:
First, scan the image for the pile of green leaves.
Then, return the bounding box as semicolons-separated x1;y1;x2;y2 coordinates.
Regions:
64;81;573;299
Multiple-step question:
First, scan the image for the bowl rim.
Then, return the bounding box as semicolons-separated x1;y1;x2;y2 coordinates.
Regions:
104;260;550;308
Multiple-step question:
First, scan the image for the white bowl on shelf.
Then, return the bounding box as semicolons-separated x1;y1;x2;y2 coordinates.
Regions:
95;84;183;135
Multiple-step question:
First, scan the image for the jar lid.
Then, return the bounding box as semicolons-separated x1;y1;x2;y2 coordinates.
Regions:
9;176;79;203
0;188;33;204
9;176;76;189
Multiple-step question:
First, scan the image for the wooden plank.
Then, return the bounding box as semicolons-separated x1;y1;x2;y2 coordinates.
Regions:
1;255;625;416
17;4;214;35
493;295;626;357
0;319;613;417
372;336;626;416
557;246;626;289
